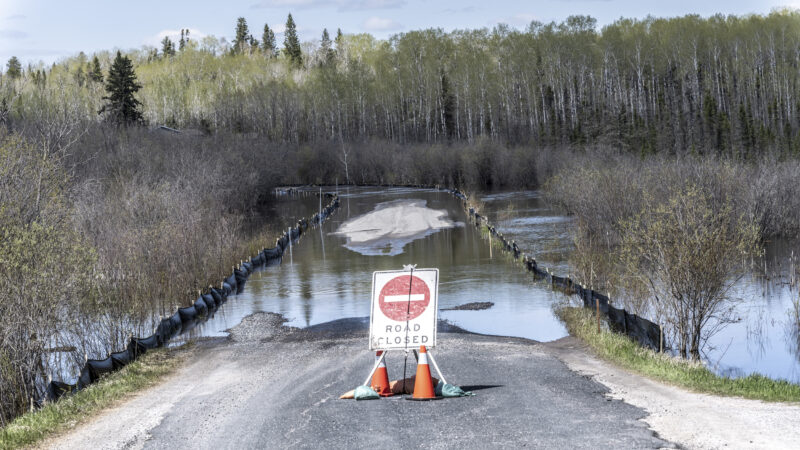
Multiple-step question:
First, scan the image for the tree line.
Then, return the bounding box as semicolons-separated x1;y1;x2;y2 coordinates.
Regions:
4;10;800;157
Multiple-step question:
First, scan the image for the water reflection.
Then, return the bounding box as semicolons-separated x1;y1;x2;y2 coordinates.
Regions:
174;186;800;384
176;187;568;344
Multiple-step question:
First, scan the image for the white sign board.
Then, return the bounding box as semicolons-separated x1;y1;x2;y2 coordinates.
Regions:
369;268;439;350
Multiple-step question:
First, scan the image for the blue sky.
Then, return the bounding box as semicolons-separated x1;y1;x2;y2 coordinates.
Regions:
0;0;794;67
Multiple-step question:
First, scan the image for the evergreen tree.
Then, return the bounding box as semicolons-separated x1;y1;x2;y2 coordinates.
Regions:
320;28;335;65
335;28;345;58
284;14;302;66
5;56;21;79
161;36;175;57
179;29;186;51
99;51;143;125
248;35;259;51
262;23;277;57
89;56;103;83
233;17;250;54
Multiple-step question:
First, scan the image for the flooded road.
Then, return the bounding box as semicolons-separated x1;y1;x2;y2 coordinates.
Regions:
177;186;800;384
177;187;568;345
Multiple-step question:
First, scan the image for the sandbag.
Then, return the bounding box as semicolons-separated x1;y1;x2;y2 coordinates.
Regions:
250;254;265;266
111;349;133;369
225;273;238;290
435;382;475;397
128;334;160;358
241;261;253;273
77;366;93;389
263;246;282;260
234;268;247;284
159;311;182;341
86;356;114;382
277;235;289;250
193;297;208;317
210;288;225;305
354;386;380;400
390;376;439;395
178;305;198;324
201;293;216;311
222;282;233;296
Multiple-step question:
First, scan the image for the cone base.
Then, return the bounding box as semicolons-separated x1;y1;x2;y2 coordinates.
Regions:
405;396;444;401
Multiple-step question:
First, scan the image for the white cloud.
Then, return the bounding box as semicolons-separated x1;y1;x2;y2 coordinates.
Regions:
491;13;538;28
251;0;333;8
362;16;402;31
0;29;27;39
251;0;404;10
339;0;405;11
149;28;207;46
5;14;26;20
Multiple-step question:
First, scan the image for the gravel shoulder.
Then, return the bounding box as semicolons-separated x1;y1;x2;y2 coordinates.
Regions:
545;336;800;450
46;313;669;450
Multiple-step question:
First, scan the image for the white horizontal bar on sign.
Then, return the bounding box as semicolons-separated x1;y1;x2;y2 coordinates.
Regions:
383;294;425;303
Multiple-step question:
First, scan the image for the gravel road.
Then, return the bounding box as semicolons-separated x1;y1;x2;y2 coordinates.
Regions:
47;313;670;449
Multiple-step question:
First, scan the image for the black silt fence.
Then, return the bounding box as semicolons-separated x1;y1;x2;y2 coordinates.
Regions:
444;187;667;353
45;192;340;404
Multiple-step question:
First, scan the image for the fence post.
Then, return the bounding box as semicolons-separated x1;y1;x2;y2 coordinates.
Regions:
659;324;663;353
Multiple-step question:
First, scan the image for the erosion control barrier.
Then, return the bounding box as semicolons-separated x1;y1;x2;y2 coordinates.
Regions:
44;191;340;404
450;188;665;352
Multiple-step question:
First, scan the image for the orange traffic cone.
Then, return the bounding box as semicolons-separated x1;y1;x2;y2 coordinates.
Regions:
411;346;437;399
371;351;393;397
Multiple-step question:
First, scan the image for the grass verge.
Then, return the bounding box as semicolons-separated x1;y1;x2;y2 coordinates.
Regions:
0;346;188;450
556;306;800;403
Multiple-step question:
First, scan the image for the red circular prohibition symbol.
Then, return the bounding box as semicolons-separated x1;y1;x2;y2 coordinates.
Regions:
379;275;430;322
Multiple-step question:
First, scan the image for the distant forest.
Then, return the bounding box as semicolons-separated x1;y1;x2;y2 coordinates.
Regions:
3;11;800;157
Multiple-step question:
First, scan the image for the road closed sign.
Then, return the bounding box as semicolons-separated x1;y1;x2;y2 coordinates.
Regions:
369;269;439;350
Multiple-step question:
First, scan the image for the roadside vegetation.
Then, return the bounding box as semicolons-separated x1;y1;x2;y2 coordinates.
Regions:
556;307;800;402
0;347;187;450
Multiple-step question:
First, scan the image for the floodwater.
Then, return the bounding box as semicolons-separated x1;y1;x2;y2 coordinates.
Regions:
179;186;800;385
177;187;568;345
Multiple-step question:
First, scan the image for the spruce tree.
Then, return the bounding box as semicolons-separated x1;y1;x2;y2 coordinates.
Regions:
320;28;335;65
284;14;302;66
179;29;186;51
335;28;344;58
262;23;276;57
5;56;21;79
161;36;175;57
99;51;143;125
234;17;250;54
248;35;259;51
89;56;103;83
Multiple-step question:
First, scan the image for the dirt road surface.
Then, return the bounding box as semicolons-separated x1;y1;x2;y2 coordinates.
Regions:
46;314;670;449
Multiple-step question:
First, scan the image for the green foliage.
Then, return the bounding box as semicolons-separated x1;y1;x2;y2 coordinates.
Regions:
0;348;185;449
99;51;143;125
261;23;276;56
5;57;21;79
320;28;335;66
283;14;302;66
160;36;175;58
5;11;800;151
233;17;250;55
619;186;759;359
0;134;96;425
88;56;103;83
557;306;800;402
